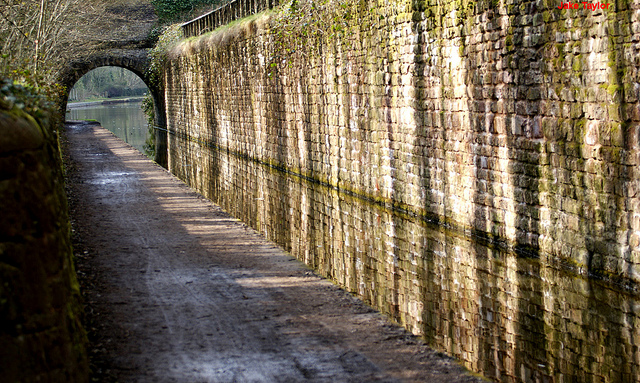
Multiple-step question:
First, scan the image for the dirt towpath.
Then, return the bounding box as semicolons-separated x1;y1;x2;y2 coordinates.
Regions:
63;121;483;383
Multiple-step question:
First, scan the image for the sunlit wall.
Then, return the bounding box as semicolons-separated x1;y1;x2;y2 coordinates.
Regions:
163;0;640;380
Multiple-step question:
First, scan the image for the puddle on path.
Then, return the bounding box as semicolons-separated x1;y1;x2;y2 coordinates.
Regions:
85;171;136;185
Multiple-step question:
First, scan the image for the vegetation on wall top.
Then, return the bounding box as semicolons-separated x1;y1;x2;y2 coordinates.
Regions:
1;78;54;123
147;24;184;88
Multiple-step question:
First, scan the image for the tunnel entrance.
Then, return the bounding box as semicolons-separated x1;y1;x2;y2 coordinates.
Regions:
67;67;149;102
66;67;154;157
58;49;167;166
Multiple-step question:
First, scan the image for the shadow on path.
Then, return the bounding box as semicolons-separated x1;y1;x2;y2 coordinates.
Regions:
62;121;482;383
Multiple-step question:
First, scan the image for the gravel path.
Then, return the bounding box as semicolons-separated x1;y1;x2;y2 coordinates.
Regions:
63;121;484;383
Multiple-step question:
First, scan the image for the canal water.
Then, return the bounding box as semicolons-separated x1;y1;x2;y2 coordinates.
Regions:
169;130;640;383
66;101;150;155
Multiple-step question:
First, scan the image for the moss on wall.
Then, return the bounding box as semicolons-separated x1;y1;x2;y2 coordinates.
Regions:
166;0;640;288
162;1;640;378
0;80;88;383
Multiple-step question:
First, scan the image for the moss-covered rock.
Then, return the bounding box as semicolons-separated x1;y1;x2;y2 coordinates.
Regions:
0;79;88;383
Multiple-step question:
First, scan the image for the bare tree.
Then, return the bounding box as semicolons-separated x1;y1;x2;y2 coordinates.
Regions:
0;0;154;86
3;0;58;82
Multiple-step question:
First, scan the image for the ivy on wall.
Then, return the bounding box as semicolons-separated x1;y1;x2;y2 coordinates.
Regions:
146;24;183;89
270;0;352;67
1;78;57;128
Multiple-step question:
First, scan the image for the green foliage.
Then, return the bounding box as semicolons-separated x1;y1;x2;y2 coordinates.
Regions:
0;77;55;126
1;56;66;102
152;0;229;23
1;78;53;115
269;0;351;77
147;24;184;89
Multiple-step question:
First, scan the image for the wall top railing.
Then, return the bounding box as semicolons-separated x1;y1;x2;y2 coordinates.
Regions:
181;0;280;38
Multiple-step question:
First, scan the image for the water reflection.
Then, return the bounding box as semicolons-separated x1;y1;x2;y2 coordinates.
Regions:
170;132;640;382
66;102;149;155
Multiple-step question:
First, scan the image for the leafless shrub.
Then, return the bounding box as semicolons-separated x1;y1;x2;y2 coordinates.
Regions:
0;0;156;87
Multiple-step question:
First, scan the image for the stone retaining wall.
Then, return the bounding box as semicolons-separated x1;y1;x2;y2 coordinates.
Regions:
0;84;88;382
162;0;640;379
166;0;640;291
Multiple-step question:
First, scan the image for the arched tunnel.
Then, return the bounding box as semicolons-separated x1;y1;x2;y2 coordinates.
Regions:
58;49;167;167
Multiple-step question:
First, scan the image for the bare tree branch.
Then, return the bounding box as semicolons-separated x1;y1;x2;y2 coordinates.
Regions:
0;0;36;46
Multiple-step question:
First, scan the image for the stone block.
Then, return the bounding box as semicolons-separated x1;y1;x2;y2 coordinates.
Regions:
0;111;45;153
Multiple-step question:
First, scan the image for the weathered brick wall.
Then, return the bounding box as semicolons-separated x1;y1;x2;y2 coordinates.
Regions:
165;131;640;380
163;0;640;379
0;84;88;382
166;0;640;290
